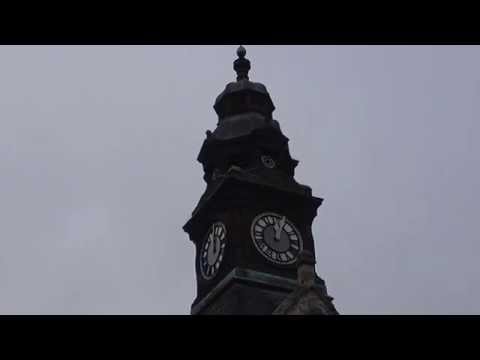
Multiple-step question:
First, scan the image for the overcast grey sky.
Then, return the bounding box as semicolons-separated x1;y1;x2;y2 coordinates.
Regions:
0;45;478;314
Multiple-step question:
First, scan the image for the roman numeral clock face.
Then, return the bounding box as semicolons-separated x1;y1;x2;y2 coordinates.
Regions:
251;213;303;265
200;222;227;280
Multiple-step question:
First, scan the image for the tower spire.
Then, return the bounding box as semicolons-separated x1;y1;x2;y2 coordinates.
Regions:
234;45;251;81
184;47;338;315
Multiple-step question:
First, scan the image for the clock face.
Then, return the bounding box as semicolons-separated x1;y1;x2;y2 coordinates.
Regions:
251;212;303;265
200;222;227;280
261;155;276;169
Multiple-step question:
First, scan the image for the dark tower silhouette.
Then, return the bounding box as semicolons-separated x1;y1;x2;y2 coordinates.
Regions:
183;47;338;315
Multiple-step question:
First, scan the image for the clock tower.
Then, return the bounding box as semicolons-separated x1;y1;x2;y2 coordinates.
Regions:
183;47;338;315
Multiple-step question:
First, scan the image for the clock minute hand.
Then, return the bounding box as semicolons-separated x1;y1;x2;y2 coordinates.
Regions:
272;218;280;242
274;217;286;241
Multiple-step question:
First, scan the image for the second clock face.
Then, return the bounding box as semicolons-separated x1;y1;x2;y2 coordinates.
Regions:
200;222;227;280
251;212;303;265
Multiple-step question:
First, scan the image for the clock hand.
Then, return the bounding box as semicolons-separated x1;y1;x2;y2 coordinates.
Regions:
275;217;286;241
272;218;280;242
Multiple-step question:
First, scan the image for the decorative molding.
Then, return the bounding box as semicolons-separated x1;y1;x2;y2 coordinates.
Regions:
191;268;298;315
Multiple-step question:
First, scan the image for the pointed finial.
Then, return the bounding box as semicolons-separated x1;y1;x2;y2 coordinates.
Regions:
234;45;251;81
297;250;316;287
237;45;247;59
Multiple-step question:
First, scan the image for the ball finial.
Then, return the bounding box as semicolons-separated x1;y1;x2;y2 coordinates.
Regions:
237;45;246;59
234;45;250;81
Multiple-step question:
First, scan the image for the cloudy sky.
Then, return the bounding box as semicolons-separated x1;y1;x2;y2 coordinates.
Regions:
0;45;478;314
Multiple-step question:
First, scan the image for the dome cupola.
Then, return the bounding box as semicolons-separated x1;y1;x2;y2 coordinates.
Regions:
212;46;277;140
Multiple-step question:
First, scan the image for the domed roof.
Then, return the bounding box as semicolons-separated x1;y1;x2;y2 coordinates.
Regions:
215;79;269;104
213;46;275;120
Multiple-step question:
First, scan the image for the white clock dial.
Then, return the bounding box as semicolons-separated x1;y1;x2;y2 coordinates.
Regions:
251;212;303;265
200;222;227;280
